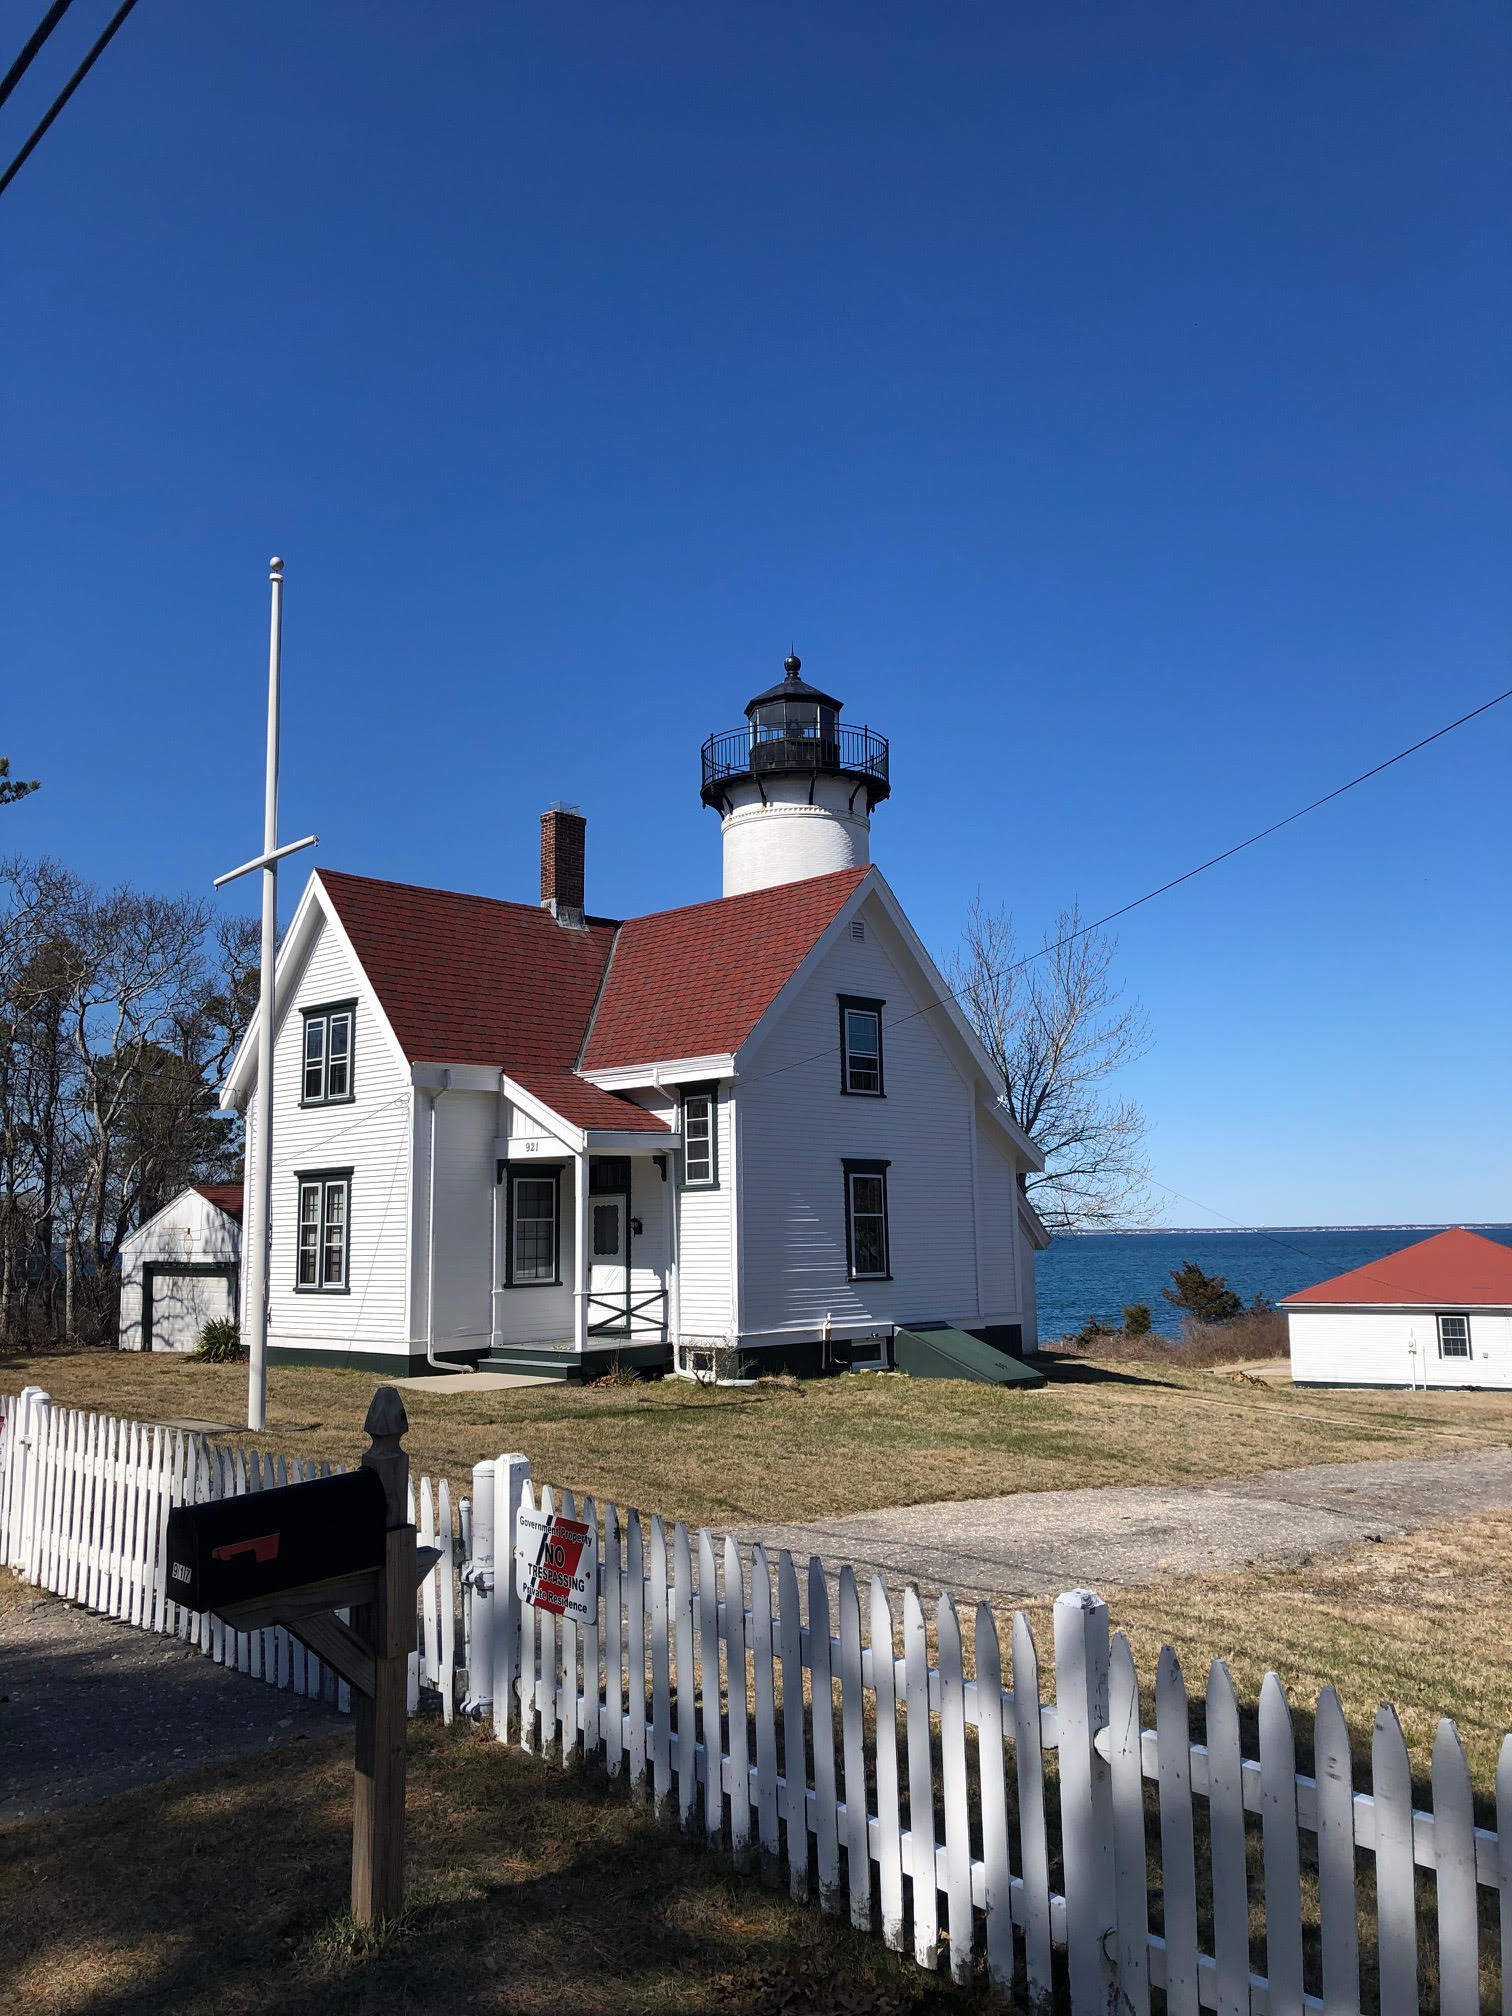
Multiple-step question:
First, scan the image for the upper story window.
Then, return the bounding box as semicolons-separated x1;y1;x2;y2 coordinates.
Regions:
838;995;885;1096
681;1086;718;1186
1437;1313;1471;1359
295;1170;351;1292
302;1002;355;1105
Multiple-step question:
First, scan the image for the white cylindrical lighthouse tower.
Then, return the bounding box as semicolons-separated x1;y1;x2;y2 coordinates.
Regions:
701;655;891;897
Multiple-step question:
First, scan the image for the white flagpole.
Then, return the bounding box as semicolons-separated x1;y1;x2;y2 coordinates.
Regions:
245;558;285;1431
213;561;316;1432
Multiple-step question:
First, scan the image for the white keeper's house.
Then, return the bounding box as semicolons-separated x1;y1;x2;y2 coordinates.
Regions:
218;656;1049;1381
1283;1226;1512;1389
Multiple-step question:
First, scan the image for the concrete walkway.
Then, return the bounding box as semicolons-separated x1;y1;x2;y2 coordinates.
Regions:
736;1445;1512;1606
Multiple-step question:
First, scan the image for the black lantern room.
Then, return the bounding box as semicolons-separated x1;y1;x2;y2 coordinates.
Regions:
700;655;890;812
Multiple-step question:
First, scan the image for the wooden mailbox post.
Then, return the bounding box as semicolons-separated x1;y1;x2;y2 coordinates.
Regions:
165;1387;431;1924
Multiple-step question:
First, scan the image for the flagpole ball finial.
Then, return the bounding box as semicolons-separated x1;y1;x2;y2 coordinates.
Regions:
269;556;284;577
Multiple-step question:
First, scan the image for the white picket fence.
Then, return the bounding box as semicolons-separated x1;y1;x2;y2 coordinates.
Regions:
0;1389;461;1722
4;1393;1508;2012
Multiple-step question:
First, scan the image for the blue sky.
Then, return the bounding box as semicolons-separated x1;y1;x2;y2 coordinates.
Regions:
2;2;1507;1227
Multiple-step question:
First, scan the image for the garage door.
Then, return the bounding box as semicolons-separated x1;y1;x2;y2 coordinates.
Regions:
150;1270;234;1353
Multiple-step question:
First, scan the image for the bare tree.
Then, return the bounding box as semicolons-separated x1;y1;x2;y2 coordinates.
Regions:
947;898;1153;1229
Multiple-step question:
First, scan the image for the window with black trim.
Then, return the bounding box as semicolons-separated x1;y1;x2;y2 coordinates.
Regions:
295;1171;351;1291
1438;1313;1471;1360
301;1002;355;1105
508;1168;561;1285
681;1086;718;1186
839;995;885;1096
843;1158;891;1280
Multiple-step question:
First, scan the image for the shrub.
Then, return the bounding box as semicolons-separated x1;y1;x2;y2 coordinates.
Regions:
1178;1305;1290;1366
1161;1261;1243;1324
1073;1313;1116;1348
1122;1303;1152;1336
192;1317;244;1363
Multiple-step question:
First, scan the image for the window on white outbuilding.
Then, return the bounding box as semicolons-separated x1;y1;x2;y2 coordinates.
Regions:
295;1172;351;1291
839;995;885;1096
302;1002;355;1104
1437;1313;1471;1359
681;1087;717;1186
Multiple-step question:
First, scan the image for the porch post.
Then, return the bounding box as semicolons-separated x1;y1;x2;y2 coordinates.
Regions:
573;1149;588;1352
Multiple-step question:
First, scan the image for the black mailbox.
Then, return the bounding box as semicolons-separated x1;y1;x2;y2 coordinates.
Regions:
165;1466;387;1613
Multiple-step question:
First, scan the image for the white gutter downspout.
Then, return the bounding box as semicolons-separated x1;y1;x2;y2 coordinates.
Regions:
426;1071;464;1373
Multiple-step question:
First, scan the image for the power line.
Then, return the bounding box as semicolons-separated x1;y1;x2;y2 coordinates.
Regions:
743;679;1512;1091
0;0;77;113
0;0;140;204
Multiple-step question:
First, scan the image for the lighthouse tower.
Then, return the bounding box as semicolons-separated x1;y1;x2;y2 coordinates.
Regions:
700;656;891;897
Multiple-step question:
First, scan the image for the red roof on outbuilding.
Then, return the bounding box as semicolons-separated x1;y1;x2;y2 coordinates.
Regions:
192;1182;244;1223
581;868;869;1070
1281;1227;1512;1308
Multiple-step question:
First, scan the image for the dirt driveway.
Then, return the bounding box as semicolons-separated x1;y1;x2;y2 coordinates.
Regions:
737;1443;1512;1604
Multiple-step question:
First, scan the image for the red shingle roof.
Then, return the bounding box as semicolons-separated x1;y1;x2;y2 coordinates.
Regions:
192;1182;244;1223
582;868;868;1070
1281;1228;1512;1308
312;864;869;1128
317;872;665;1134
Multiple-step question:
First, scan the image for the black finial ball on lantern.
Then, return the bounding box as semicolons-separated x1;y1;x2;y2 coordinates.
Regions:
784;653;801;677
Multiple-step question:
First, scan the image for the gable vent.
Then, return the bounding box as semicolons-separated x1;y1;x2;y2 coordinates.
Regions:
850;918;866;942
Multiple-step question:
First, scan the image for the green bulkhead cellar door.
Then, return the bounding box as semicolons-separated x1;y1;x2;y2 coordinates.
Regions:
891;1326;1046;1386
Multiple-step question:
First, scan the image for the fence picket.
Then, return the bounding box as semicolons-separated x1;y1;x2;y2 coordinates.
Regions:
870;1576;904;1951
1157;1646;1200;2016
780;1550;809;1899
561;1490;580;1757
649;1513;670;1811
937;1593;972;1985
1013;1609;1053;2015
538;1484;557;1751
699;1529;721;1835
1109;1632;1151;2016
627;1509;646;1790
810;1558;840;1912
1432;1719;1478;2016
1314;1684;1359;2016
419;1476;439;1689
1259;1671;1304;2016
672;1521;693;1826
1373;1702;1419;2016
838;1566;869;1932
903;1583;937;1968
751;1545;779;1868
579;1495;598;1756
1498;1733;1512;2016
1206;1659;1250;2016
724;1534;751;1865
605;1504;623;1777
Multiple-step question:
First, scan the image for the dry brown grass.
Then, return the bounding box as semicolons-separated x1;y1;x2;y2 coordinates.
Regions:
0;1716;984;2016
8;1342;1512;1532
1053;1305;1290;1367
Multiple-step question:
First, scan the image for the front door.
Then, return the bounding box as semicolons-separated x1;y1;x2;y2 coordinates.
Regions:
588;1192;628;1333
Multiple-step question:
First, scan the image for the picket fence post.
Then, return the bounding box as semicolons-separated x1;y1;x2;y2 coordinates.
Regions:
1055;1587;1117;2016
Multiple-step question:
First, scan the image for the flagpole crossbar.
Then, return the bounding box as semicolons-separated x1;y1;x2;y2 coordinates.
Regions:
213;834;319;888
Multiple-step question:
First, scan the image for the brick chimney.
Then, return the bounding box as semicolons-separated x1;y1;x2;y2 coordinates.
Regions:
540;804;586;925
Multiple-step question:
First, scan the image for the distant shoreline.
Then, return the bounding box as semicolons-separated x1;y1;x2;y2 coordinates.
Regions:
1055;1222;1512;1237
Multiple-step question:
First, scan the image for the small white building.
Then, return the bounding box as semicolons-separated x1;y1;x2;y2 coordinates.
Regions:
118;1182;244;1353
218;655;1050;1382
1283;1226;1512;1389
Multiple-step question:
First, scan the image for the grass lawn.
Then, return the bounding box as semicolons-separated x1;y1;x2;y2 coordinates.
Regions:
7;1344;1512;1531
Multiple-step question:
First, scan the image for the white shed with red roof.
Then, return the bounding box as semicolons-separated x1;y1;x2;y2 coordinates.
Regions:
118;1182;244;1354
219;658;1047;1381
1281;1227;1512;1389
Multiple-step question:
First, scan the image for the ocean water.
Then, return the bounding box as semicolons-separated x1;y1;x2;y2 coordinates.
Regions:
1035;1225;1512;1342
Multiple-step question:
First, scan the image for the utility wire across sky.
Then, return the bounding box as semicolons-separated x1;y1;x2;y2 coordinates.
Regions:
0;0;140;203
744;678;1512;1092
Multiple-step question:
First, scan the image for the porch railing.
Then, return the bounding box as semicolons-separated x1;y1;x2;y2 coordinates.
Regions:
584;1285;669;1340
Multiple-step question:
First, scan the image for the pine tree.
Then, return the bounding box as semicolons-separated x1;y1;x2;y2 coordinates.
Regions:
0;758;39;806
1161;1262;1243;1324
